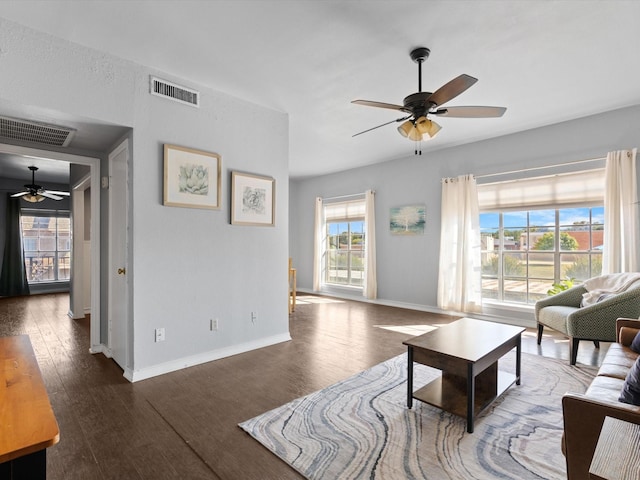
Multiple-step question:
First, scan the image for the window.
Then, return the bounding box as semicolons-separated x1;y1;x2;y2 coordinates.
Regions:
324;199;366;288
480;207;604;305
477;168;605;306
21;211;71;283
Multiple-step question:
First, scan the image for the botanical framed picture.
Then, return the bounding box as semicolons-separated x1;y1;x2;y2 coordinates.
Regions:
231;171;275;226
390;204;426;235
163;144;221;209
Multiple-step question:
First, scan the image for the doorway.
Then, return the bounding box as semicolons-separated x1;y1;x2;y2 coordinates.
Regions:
0;143;103;352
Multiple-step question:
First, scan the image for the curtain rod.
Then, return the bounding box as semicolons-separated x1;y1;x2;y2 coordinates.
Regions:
475;156;606;179
322;190;374;202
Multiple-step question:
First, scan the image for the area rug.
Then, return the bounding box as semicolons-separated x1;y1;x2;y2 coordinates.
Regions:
239;352;597;480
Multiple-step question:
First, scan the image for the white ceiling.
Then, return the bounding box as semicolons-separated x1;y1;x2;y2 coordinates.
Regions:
1;1;639;180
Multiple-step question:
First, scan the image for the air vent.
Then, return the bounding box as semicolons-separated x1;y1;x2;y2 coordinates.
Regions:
150;76;200;107
0;116;76;147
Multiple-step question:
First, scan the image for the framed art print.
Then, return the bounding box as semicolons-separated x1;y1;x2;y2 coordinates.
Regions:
231;171;275;226
163;144;221;209
390;204;426;235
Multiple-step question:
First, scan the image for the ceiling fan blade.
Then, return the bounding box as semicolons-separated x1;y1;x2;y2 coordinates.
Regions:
433;106;507;118
351;100;409;112
352;115;412;137
11;191;28;198
41;192;63;200
427;74;478;107
46;190;70;196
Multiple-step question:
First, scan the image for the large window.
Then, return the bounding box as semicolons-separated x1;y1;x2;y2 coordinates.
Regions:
480;206;604;305
21;211;71;283
324;199;366;288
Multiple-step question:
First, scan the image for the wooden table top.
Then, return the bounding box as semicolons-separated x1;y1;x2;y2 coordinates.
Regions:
403;317;525;362
0;335;60;463
589;416;640;480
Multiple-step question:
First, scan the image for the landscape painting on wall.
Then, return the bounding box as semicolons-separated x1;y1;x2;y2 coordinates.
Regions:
390;205;426;235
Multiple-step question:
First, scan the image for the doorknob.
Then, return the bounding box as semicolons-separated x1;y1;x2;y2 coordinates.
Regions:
117;268;126;275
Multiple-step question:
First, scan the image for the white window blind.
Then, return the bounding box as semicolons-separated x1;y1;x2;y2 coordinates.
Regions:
477;168;605;212
324;199;365;221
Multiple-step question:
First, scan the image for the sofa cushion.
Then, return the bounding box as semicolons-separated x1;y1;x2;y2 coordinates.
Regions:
619;357;640;405
597;343;639;379
587;375;628;403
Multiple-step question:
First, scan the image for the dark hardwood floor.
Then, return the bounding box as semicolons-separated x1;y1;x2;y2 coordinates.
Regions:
0;293;607;479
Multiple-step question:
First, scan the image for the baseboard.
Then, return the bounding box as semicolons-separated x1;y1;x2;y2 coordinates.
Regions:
125;332;292;383
296;288;535;329
89;343;109;355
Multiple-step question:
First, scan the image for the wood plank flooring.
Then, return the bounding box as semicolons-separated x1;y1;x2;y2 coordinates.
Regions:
0;293;608;479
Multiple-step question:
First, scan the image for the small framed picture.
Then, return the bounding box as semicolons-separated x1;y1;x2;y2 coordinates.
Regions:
231;171;275;226
390;204;426;235
163;144;221;209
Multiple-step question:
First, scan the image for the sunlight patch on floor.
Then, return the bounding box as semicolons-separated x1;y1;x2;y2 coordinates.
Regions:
295;296;345;305
526;330;569;344
375;324;438;336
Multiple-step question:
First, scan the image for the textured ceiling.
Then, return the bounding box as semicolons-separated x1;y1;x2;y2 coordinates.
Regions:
1;0;639;179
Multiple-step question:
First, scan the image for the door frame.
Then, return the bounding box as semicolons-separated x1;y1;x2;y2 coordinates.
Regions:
0;143;102;352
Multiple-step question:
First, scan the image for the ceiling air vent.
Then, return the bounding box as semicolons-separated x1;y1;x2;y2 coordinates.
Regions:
150;76;200;107
0;116;76;147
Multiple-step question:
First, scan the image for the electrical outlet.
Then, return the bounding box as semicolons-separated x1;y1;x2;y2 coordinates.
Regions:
210;318;219;331
155;327;165;342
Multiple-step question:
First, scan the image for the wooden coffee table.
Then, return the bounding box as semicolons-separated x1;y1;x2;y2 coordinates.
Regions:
0;335;59;478
403;317;524;433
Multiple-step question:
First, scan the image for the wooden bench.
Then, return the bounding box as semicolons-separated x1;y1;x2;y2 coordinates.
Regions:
0;335;59;479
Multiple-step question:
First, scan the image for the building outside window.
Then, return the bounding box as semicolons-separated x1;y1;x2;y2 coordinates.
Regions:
20;211;71;283
324;199;366;288
480;206;604;305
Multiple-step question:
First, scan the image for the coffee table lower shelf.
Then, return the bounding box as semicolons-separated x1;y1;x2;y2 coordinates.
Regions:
412;370;517;420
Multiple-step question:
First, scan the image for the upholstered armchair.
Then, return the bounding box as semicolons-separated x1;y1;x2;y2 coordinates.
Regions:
535;283;640;364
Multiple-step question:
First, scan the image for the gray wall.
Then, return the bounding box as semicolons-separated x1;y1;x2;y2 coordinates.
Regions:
290;104;640;323
0;18;290;379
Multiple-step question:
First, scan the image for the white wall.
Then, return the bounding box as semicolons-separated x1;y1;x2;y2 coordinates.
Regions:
0;18;290;380
290;104;640;323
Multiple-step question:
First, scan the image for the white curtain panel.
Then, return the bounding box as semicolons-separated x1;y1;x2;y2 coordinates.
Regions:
603;148;639;273
363;189;377;299
437;174;482;313
313;197;323;291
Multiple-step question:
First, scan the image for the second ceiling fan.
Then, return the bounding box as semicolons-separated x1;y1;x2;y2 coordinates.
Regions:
352;47;506;152
11;166;70;203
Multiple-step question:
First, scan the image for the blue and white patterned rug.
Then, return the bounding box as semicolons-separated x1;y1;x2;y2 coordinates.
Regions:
239;352;597;480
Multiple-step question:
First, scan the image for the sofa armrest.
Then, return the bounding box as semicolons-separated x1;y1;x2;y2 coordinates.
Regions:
562;393;640;480
617;317;640;344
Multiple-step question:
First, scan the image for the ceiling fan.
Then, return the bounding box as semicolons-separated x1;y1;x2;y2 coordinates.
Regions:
351;47;506;153
11;166;70;203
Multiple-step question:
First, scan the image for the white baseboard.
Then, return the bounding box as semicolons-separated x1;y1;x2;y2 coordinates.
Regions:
124;332;292;383
296;288;536;329
89;343;109;355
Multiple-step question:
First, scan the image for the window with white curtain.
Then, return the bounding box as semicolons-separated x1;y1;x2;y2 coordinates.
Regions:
478;169;605;305
324;199;366;288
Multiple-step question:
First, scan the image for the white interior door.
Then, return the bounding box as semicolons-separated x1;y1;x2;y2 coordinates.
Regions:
108;139;129;370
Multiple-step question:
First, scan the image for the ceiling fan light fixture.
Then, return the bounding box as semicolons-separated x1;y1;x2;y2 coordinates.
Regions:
407;125;422;141
398;120;423;141
23;193;45;203
397;120;414;138
416;117;442;139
